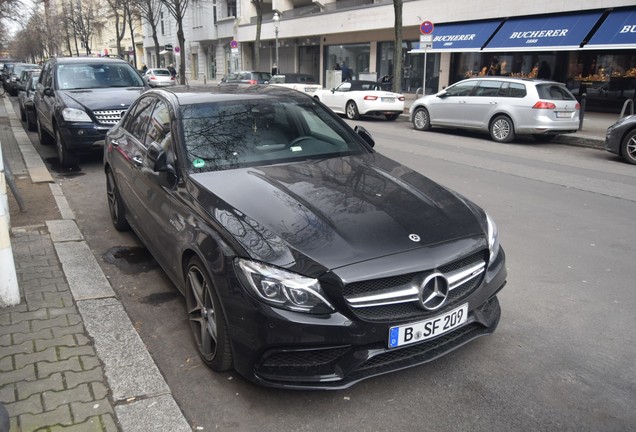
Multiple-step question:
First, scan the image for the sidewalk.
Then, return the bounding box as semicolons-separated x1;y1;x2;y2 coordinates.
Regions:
0;98;190;431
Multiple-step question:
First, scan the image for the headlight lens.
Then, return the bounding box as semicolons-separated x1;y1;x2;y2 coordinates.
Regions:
62;108;92;122
236;258;334;314
486;213;500;265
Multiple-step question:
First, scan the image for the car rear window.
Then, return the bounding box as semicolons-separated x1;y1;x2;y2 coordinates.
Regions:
536;84;576;101
154;70;171;76
251;72;272;82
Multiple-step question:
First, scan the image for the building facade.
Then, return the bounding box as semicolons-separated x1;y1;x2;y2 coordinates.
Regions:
143;0;636;110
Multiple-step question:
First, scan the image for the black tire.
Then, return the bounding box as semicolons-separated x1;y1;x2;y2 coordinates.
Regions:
55;128;79;167
26;113;36;131
490;115;515;143
620;130;636;165
385;113;400;121
345;101;360;120
412;107;431;131
106;169;130;231
185;257;233;372
19;106;26;121
533;134;555;143
37;115;54;146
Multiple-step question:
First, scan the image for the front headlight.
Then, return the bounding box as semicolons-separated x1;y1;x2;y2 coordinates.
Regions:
486;213;500;265
236;258;334;314
62;108;92;122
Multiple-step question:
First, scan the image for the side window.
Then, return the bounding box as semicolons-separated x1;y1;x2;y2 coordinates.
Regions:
336;82;351;92
509;83;527;98
123;98;156;144
474;80;503;97
497;82;510;97
445;81;477;97
144;101;172;150
40;62;52;87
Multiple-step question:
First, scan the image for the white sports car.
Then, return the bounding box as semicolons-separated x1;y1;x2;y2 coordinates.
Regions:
313;80;405;121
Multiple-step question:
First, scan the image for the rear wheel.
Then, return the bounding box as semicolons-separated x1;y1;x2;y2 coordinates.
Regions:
26;113;35;131
55;128;79;167
412;107;431;131
346;101;360;120
106;169;130;231
533;134;555;143
185;257;233;372
620;130;636;165
490;115;515;143
385;113;400;121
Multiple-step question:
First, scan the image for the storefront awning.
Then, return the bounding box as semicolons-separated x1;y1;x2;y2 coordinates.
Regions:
408;20;501;53
583;9;636;50
483;11;603;51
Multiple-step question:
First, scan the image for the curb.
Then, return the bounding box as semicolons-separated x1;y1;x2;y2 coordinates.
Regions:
6;97;191;431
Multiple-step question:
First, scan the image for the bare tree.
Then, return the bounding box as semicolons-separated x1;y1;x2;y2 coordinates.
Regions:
136;0;162;67
105;0;127;57
124;2;140;68
392;0;403;94
161;0;192;84
67;0;107;55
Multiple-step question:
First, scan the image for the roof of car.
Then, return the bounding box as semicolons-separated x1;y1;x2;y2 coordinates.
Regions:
48;57;131;65
146;84;312;104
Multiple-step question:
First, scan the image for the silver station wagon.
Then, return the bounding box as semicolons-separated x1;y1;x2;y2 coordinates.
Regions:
409;77;580;143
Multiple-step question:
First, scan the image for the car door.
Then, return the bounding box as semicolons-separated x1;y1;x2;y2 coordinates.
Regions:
132;99;179;273
468;80;505;129
428;80;478;126
322;82;351;113
34;61;54;134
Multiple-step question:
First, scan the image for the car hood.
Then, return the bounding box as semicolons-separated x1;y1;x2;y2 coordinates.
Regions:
189;153;486;273
58;87;144;111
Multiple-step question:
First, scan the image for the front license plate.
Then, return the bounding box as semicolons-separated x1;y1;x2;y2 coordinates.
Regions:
556;111;572;118
388;303;468;349
381;97;395;102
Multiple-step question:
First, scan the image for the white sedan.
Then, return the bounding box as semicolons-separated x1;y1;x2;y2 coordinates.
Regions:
142;68;176;87
313;80;405;120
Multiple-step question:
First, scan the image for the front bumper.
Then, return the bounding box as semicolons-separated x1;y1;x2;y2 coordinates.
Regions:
224;248;507;389
58;122;111;152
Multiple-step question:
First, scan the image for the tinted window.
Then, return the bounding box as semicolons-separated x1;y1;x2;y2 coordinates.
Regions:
508;83;527;98
536;84;575;101
124;98;155;143
144;101;171;149
474;80;503;97
445;81;477;96
181;99;368;173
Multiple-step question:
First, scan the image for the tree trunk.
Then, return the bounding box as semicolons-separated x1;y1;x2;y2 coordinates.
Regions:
126;7;137;68
253;0;262;71
393;0;403;94
177;25;186;84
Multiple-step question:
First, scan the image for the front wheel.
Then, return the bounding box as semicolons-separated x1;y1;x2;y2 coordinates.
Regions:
620;130;636;165
55;128;79;167
346;101;360;120
186;257;233;372
412;107;431;131
490;115;515;143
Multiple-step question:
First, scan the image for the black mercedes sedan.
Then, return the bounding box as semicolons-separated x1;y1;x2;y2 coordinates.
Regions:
605;114;636;165
103;85;507;389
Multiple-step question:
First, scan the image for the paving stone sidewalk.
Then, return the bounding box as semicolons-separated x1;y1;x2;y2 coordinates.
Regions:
1;227;118;432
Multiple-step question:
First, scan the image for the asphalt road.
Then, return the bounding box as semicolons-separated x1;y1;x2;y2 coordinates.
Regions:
17;99;636;431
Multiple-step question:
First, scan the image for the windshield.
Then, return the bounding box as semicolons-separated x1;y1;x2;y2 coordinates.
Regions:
181;98;369;173
56;63;144;90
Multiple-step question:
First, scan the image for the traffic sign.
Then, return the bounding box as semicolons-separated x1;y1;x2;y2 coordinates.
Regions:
230;40;238;49
420;21;434;35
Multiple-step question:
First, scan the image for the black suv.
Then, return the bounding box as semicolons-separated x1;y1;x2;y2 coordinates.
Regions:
34;57;146;166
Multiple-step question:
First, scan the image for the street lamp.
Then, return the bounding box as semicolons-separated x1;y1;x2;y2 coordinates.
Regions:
273;12;280;74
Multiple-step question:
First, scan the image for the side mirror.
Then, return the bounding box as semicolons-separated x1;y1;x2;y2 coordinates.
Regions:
437;91;448;98
43;87;54;97
354;125;375;148
147;141;177;177
331;88;335;93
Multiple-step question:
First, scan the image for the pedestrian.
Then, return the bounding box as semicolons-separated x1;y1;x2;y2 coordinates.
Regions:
142;64;148;73
488;57;500;76
341;62;352;81
538;61;551;79
168;63;177;78
271;63;278;75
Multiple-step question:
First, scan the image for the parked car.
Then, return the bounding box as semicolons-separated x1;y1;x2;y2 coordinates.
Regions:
410;77;581;143
142;68;176;87
18;73;40;131
605;114;636;165
5;63;40;96
269;73;322;95
104;85;507;389
218;71;272;86
313;80;405;120
34;57;146;167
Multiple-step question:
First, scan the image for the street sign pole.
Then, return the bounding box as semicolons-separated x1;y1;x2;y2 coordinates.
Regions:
419;30;433;96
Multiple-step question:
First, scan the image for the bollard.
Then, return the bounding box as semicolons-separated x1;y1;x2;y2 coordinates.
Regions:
203;74;207;85
0;145;20;307
579;93;586;131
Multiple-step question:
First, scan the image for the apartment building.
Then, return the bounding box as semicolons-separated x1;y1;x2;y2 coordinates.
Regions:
144;0;635;110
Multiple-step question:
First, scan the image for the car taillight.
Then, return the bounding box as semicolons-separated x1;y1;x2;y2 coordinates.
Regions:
575;102;581;110
364;95;378;100
150;76;157;80
399;96;405;101
249;79;257;84
532;101;557;109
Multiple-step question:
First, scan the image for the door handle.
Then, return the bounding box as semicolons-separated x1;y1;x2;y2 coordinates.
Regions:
111;139;120;147
132;155;143;166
